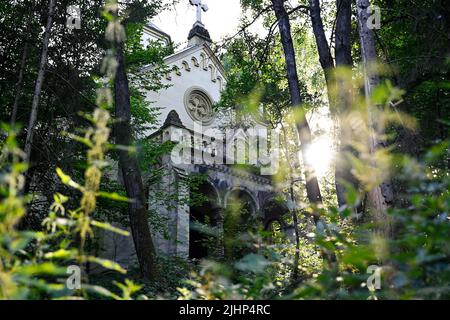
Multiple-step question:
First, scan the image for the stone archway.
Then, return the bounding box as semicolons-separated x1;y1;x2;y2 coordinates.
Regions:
265;220;284;245
223;188;259;260
262;197;289;244
189;181;222;260
224;187;259;216
262;197;288;228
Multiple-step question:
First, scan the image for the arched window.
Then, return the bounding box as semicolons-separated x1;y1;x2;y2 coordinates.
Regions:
208;65;216;82
200;53;208;70
217;76;223;90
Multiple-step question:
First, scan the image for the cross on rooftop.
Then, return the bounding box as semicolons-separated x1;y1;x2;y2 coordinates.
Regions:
189;0;208;25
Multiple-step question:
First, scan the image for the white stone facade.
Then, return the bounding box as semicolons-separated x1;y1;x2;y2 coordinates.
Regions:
94;22;291;270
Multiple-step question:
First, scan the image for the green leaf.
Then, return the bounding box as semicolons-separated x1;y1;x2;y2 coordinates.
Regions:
56;168;81;190
15;262;67;276
82;284;120;300
44;249;78;260
234;254;271;274
86;256;127;274
97;191;130;202
53;193;69;204
68;134;93;147
91;220;130;236
12;162;28;173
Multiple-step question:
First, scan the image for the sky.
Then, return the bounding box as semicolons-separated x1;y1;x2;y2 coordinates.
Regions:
152;0;259;46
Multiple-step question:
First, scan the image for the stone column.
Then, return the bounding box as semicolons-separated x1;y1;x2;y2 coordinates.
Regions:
174;170;190;259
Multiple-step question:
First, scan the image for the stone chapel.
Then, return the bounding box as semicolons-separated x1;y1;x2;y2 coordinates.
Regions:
97;6;293;270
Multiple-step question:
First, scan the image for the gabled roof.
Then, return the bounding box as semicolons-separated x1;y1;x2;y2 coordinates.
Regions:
162;110;185;129
144;23;172;44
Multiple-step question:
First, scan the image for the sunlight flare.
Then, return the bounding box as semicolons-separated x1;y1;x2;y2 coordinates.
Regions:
304;137;334;178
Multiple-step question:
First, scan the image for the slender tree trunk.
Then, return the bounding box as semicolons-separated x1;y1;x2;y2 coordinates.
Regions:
24;0;55;165
334;0;357;208
335;0;353;67
114;43;157;281
278;120;301;283
309;0;346;206
289;184;301;281
271;0;323;207
356;0;394;237
10;43;28;126
309;0;334;82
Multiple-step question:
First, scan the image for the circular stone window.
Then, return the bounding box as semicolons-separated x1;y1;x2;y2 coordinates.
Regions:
184;88;214;125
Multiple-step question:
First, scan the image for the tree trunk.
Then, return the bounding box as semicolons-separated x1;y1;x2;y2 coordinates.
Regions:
271;0;323;207
356;0;394;237
309;0;334;81
334;0;357;208
279;121;301;283
10;43;28;126
114;43;157;281
308;0;349;208
24;0;55;165
335;0;353;67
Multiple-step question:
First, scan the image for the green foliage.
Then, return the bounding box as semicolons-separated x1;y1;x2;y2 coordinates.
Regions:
373;0;450;145
1;0;449;302
0;0;156;300
0;109;136;299
223;200;261;261
175;137;449;300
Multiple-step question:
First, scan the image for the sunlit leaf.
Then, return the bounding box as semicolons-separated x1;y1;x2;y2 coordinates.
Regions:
90;220;130;236
97;191;129;202
86;256;127;274
56;168;81;190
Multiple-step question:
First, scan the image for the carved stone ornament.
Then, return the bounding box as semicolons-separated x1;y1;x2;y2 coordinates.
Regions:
184;88;214;124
